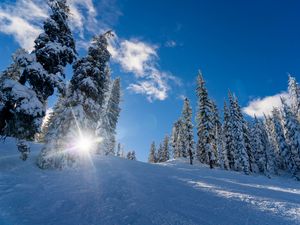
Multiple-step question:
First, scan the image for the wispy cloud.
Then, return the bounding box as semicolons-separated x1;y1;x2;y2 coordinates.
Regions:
165;40;177;48
109;36;179;101
0;0;111;50
242;92;289;118
0;0;177;101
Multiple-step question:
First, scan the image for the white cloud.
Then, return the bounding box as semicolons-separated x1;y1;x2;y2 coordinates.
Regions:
114;40;157;76
165;40;177;48
0;0;100;50
109;37;178;101
0;11;42;50
242;92;289;118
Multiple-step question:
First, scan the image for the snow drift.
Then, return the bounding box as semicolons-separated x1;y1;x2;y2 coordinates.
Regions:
1;139;300;225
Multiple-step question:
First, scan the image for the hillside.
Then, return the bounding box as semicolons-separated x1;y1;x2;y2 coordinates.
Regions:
0;139;300;225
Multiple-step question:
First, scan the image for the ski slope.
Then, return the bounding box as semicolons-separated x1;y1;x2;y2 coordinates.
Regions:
1;139;300;225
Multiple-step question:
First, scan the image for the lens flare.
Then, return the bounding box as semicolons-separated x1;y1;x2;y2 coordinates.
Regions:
76;136;93;153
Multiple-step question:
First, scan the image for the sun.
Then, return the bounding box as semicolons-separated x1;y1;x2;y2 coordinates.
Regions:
76;136;93;153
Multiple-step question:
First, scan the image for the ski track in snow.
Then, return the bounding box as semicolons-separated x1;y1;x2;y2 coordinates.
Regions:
1;139;300;225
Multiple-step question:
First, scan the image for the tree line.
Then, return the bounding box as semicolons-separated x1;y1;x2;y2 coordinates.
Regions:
149;72;300;180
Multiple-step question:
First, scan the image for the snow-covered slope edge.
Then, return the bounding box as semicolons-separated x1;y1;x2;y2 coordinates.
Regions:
1;139;300;225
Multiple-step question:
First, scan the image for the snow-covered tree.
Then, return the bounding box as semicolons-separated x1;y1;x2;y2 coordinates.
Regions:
0;51;44;141
116;143;121;157
211;101;222;166
265;115;281;168
195;72;214;168
272;108;297;175
181;98;194;159
37;33;112;169
223;101;235;170
0;0;76;159
171;119;184;158
228;92;250;174
18;0;76;102
261;118;278;176
96;78;121;155
288;75;300;118
127;151;136;160
250;116;277;176
161;135;170;162
251;117;266;173
148;141;157;163
281;99;300;177
156;143;163;163
232;96;256;172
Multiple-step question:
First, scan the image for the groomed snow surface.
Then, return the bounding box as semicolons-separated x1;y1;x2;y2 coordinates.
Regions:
1;139;300;225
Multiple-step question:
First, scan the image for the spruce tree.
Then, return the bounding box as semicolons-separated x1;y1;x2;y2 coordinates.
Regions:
272;108;297;175
171;119;184;158
211;101;222;166
18;0;76;102
228;92;250;174
281;99;300;177
0;51;44;141
116;143;121;157
195;72;214;167
157;143;163;163
162;135;170;162
265;115;281;169
181;98;194;159
37;33;112;169
148;141;157;163
127;151;136;160
261;118;278;176
171;121;179;158
223;101;235;170
0;0;76;159
96;78;121;155
251;117;267;173
288;75;300;118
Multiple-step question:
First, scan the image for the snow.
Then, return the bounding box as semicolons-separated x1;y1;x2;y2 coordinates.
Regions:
1;139;300;225
2;79;43;116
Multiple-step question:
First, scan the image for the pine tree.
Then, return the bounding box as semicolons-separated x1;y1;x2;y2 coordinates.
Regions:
271;108;296;174
127;151;136;160
261;118;278;176
265;115;281;169
148;141;156;163
223;101;235;170
116;143;121;157
281;99;300;177
157;143;163;163
211;101;229;169
171;119;184;158
0;0;76;158
211;101;222;166
251;117;266;173
127;151;132;160
228;92;250;174
181;98;194;159
195;72;214;167
37;33;112;169
288;75;300;118
18;0;76;102
96;78;121;155
0;51;44;141
161;135;170;162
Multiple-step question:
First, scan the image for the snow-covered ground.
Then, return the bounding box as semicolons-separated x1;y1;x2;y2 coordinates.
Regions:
1;139;300;225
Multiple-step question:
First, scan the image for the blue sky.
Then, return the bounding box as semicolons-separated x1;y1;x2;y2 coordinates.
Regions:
0;0;300;161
